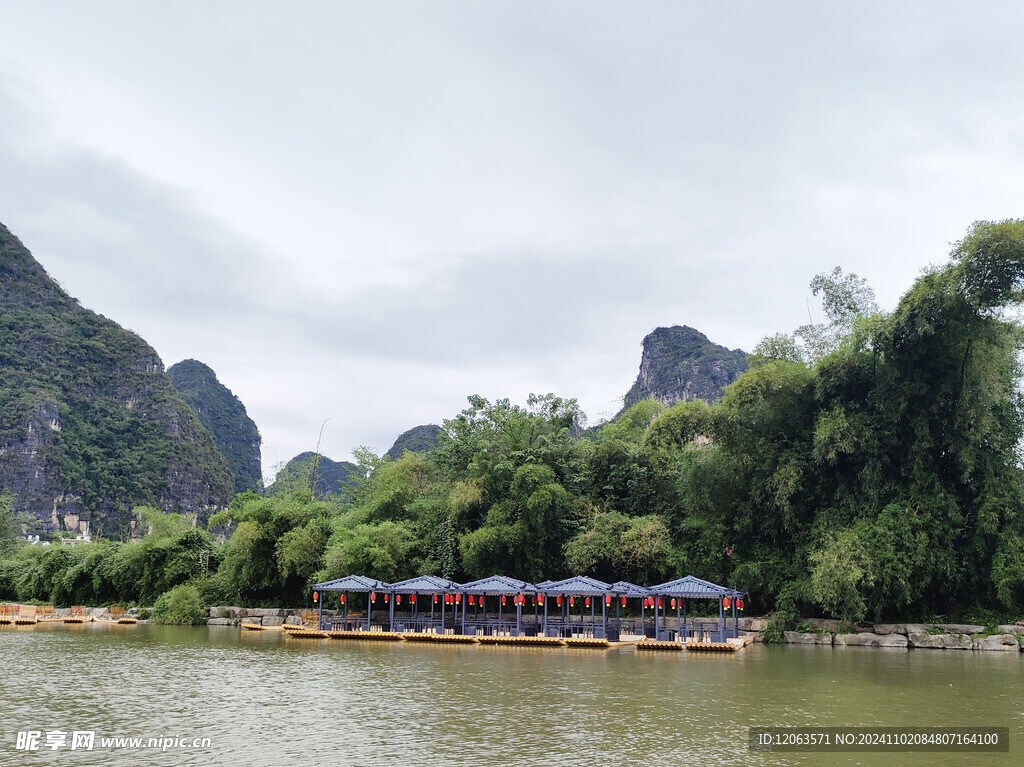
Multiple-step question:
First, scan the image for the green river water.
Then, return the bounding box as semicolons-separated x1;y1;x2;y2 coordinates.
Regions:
1;622;1022;766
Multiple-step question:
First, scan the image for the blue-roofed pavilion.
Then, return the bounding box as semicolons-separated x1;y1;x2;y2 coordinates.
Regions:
386;575;463;633
649;576;745;641
310;575;390;631
457;575;538;637
537;576;624;640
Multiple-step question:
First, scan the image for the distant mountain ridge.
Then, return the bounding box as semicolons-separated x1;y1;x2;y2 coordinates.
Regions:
267;452;357;497
622;325;748;409
168;359;262;495
0;222;232;535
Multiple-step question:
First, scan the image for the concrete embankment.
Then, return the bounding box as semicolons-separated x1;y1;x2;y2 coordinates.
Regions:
738;617;1024;652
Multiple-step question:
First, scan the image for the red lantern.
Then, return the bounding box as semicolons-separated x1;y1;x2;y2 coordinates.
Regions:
738;599;744;611
396;594;401;605
723;597;731;609
538;594;545;605
556;596;562;607
433;594;438;604
518;593;524;606
605;595;612;607
384;593;389;603
411;593;416;603
340;594;346;605
657;598;663;609
620;596;627;607
569;597;575;607
456;594;462;604
584;597;591;608
371;592;376;603
501;595;506;606
313;591;319;603
670;599;676;609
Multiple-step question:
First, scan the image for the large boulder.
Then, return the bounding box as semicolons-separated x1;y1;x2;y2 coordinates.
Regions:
908;633;973;650
207;618;232;626
834;632;908;648
246;608;284;618
872;624;901;635
936;623;985;635
972;634;1021;652
784;632;832;645
227;607;248;619
263;616;285;627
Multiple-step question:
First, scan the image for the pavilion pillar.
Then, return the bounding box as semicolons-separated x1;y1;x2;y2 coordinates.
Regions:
389;593;395;632
543;596;548;635
718;597;724;640
317;594;323;630
676;599;681;639
601;596;607;639
366;594;372;631
516;601;522;636
731;597;737;638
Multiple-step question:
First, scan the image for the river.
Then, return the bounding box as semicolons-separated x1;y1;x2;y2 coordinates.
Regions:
1;623;1022;765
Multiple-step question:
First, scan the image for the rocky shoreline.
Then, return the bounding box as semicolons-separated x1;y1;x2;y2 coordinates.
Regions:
738;617;1024;652
205;606;312;627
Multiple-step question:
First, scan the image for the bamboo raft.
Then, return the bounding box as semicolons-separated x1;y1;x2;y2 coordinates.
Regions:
636;639;684;652
685;640;738;652
563;637;615;649
401;632;479;644
281;624;329;638
325;629;403;641
241;622;271;631
477;635;566;647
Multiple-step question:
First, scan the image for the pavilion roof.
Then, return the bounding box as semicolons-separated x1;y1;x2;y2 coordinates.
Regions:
649;575;743;598
387;575;462;594
311;574;388;592
540;575;622;596
458;575;538;594
610;580;652;598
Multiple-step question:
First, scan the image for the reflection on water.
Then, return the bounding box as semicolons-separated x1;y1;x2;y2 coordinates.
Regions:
1;623;1022;766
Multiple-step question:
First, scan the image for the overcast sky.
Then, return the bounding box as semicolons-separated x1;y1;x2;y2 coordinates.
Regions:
2;3;1023;482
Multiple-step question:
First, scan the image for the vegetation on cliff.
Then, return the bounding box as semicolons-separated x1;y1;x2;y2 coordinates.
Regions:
168;359;262;495
622;325;748;409
385;424;442;461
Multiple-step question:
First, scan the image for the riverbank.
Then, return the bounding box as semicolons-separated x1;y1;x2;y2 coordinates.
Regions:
739;617;1024;652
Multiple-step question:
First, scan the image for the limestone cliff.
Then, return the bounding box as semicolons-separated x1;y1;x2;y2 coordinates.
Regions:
622;325;748;409
168;359;262;494
0;222;232;535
